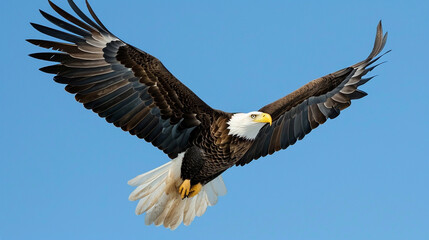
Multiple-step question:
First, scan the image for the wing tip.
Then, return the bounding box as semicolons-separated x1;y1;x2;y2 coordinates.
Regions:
28;53;40;59
48;0;63;13
368;20;388;60
29;22;38;28
26;39;40;46
85;0;109;32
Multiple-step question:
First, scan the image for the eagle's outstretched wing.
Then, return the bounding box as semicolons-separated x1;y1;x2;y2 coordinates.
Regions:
237;22;388;166
28;0;214;158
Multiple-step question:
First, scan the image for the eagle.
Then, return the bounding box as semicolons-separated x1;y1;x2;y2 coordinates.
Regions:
28;0;388;230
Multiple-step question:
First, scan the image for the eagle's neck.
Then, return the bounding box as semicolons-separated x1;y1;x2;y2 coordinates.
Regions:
226;113;266;140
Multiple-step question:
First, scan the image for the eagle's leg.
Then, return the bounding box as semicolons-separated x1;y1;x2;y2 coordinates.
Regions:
179;146;205;199
179;179;191;199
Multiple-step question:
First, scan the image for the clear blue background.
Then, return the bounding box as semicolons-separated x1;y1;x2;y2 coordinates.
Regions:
1;0;428;239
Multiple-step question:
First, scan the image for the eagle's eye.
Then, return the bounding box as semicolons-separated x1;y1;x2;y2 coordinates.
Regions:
250;114;257;119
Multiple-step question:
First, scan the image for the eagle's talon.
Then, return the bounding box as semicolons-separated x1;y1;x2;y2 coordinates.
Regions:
188;183;202;198
179;179;191;199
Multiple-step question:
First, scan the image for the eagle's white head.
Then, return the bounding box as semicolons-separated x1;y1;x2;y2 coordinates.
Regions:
227;111;272;140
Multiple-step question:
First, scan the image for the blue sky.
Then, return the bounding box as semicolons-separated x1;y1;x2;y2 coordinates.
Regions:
1;0;428;239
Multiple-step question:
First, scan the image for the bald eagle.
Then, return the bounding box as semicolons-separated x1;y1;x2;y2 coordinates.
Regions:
29;0;388;230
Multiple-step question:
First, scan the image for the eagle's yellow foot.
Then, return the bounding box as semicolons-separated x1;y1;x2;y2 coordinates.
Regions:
179;180;202;199
179;179;191;199
188;183;202;198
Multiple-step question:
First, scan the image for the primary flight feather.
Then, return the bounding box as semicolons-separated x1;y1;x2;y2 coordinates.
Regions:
28;0;388;230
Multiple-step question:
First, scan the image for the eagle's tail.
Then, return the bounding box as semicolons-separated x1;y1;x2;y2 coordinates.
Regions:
127;153;227;230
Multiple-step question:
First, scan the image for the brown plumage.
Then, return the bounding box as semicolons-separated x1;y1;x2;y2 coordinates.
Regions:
28;0;388;229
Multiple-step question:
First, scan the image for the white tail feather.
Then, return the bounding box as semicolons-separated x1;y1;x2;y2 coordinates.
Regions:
128;153;227;230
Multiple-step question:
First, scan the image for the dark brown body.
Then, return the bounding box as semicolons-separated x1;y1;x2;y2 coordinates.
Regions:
182;111;253;185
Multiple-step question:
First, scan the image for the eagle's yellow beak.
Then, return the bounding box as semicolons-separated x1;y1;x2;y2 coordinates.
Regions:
254;113;272;126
